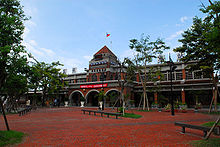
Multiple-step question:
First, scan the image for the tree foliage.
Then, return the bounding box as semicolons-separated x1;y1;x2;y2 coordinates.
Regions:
129;34;169;110
174;0;220;112
0;0;28;88
174;0;220;72
29;61;66;106
0;0;28;131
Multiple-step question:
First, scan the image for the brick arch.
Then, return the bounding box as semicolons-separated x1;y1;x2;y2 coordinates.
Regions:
69;90;84;100
85;89;100;100
105;89;120;96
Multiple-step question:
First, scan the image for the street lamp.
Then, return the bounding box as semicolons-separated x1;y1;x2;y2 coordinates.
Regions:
167;55;177;116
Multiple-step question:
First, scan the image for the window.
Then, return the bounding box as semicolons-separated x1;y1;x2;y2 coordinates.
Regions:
110;74;113;80
141;75;150;81
203;72;211;78
115;74;118;80
161;73;167;81
186;72;193;80
92;74;97;82
168;73;175;80
100;73;106;81
194;72;202;79
176;73;183;80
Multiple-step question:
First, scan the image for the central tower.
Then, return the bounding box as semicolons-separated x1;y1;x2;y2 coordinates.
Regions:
87;46;118;82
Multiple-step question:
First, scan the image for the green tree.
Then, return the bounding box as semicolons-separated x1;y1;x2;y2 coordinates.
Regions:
129;34;169;110
114;57;136;115
27;61;42;106
0;0;28;131
174;0;220;111
30;61;66;106
2;56;29;112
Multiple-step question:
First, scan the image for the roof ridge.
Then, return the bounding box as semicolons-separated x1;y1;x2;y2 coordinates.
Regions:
94;45;116;57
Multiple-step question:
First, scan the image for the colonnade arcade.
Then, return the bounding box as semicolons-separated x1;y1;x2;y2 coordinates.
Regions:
69;89;120;107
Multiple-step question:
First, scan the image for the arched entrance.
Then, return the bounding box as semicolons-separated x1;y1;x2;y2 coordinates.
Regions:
86;90;99;106
105;89;120;107
69;90;84;106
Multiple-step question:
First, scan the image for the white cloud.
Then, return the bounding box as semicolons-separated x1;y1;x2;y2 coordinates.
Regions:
166;30;184;41
40;48;55;56
83;55;92;61
23;6;38;18
58;57;87;74
180;16;188;23
29;40;37;46
176;24;183;27
119;49;136;60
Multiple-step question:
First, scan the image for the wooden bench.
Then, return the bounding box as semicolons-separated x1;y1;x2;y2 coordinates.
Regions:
18;107;32;116
103;112;121;119
175;122;220;137
81;109;121;119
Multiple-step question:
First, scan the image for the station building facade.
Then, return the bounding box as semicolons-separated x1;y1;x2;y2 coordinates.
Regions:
64;46;217;108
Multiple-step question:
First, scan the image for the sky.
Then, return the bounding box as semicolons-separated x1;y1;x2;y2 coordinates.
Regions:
21;0;209;73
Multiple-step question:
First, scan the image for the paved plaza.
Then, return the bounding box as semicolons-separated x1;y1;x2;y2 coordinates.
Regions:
0;107;219;146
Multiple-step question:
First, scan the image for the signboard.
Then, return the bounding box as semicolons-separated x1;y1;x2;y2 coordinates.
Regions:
80;84;108;89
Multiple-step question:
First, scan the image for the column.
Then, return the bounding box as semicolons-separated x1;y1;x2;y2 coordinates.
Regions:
182;69;186;80
154;92;158;104
136;74;139;82
181;89;185;104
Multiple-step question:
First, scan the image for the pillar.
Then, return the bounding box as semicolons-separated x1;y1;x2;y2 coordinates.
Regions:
182;69;186;80
136;74;139;82
181;89;185;104
154;92;158;104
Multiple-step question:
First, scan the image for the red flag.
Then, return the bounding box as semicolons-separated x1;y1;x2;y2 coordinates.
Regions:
106;33;110;37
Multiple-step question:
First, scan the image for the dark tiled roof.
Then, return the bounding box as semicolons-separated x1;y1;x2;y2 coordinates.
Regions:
94;45;116;56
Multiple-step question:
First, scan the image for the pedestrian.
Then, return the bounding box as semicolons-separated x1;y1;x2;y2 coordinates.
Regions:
54;99;57;106
26;99;30;108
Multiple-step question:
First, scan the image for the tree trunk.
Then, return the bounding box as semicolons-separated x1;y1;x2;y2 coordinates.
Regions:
120;85;125;115
146;92;149;111
143;89;146;110
214;89;218;112
122;92;125;115
138;94;143;110
0;98;10;131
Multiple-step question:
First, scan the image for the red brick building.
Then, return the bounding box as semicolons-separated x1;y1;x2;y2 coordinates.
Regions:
64;46;218;108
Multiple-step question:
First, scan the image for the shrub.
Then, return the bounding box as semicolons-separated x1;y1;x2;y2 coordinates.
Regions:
118;107;124;113
164;104;171;110
80;96;85;101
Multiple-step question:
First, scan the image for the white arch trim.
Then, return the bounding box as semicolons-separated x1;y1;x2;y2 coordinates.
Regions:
85;89;100;99
105;89;120;96
69;90;84;100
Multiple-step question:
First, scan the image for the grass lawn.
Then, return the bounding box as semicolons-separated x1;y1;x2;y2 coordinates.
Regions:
190;121;220;146
201;111;220;115
121;113;142;119
191;138;220;147
0;130;24;146
201;121;220;127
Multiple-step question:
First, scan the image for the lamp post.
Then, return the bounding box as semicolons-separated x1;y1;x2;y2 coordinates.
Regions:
167;55;177;116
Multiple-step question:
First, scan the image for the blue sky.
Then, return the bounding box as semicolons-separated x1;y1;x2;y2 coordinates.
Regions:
21;0;209;73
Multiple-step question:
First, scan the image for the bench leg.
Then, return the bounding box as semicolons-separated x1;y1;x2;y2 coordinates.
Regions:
107;114;109;118
83;111;85;114
182;127;185;133
94;112;96;115
116;115;118;119
101;113;103;117
89;112;91;115
204;131;207;137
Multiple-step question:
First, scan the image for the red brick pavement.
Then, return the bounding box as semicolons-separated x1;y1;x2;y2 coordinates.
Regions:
0;107;219;146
